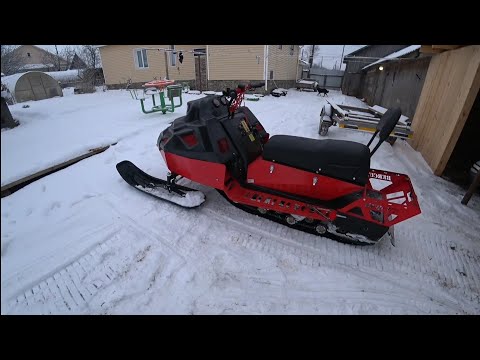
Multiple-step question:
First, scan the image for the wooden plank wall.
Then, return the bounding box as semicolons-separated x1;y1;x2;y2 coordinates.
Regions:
410;45;480;175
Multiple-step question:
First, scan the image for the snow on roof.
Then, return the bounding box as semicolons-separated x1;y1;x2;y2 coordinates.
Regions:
362;45;421;70
19;63;56;70
47;69;83;82
1;72;27;93
345;45;369;56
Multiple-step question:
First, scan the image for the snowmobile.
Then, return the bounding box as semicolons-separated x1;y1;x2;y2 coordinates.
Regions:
117;82;421;246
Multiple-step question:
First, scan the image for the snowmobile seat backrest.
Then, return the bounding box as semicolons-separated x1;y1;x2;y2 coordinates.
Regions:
378;108;401;141
262;135;370;185
366;108;402;156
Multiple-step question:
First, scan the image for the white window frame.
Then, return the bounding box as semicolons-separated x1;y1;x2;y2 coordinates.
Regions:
134;48;149;69
170;45;176;67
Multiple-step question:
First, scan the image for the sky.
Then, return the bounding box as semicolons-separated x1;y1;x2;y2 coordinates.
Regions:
300;45;366;70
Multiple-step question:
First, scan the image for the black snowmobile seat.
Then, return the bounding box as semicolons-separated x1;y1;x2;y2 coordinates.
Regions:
262;135;371;185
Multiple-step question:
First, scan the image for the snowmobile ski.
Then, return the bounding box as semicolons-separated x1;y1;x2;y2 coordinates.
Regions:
116;160;206;208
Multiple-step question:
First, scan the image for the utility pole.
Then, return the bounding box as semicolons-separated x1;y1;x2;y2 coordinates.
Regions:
164;51;169;79
340;44;346;70
55;45;61;71
308;45;315;77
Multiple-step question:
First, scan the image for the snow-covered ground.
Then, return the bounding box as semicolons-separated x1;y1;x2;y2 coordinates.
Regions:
1;88;479;314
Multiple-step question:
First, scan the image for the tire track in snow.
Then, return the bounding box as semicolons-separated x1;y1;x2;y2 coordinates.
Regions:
3;194;215;314
200;193;479;314
4;230;151;314
6;180;477;314
109;188;480;313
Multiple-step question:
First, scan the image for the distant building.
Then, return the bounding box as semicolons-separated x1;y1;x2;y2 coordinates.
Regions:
341;45;430;119
98;45;300;92
9;45;68;73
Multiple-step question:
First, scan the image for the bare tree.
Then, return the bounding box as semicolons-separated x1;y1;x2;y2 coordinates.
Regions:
1;45;25;75
40;51;58;71
74;45;101;93
40;46;74;71
79;45;100;69
60;45;81;69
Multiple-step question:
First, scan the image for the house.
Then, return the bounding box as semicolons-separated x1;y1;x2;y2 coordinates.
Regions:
341;45;431;117
8;45;68;73
342;45;431;119
342;45;413;97
98;45;300;92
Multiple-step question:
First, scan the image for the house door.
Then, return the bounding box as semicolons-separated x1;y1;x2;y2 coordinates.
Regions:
194;48;207;91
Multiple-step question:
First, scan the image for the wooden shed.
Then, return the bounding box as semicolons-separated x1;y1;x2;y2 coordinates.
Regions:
410;45;480;183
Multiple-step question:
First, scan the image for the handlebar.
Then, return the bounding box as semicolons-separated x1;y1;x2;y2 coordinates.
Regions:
225;82;266;117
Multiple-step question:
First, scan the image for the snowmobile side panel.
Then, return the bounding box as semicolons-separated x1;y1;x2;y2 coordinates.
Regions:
247;158;363;201
164;152;228;190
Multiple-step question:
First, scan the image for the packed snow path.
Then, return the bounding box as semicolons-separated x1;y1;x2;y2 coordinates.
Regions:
2;89;479;314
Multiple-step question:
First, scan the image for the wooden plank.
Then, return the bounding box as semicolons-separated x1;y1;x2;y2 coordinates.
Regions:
410;52;440;149
346;114;381;122
420;45;444;54
1;145;112;196
367;105;410;124
432;45;462;51
420;50;459;165
434;53;480;174
461;170;480;205
337;104;374;113
410;45;480;175
326;100;346;117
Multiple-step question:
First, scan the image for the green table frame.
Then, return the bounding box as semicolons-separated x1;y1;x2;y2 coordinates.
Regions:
130;84;183;114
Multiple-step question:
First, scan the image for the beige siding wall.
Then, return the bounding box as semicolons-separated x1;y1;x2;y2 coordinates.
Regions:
267;45;299;80
16;45;50;65
99;45;202;85
208;45;265;80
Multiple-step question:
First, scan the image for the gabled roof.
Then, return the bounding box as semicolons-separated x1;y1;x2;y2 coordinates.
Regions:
16;45;67;62
344;45;369;56
361;45;421;70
